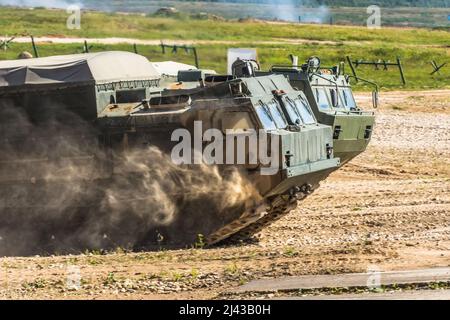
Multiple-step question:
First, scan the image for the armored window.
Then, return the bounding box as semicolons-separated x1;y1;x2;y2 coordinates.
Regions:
295;96;316;124
266;99;288;129
284;97;303;125
330;88;348;110
341;88;357;110
255;102;277;131
314;88;331;111
338;90;349;110
329;88;338;108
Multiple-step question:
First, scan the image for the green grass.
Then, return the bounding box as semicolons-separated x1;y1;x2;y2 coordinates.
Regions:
0;7;448;90
1;7;449;45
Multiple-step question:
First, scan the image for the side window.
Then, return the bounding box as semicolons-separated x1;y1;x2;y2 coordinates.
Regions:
266;99;288;129
314;88;331;111
255;102;277;131
295;96;316;124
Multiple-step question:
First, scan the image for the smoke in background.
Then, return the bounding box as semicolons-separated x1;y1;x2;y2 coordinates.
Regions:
0;0;83;8
270;0;330;23
0;100;262;257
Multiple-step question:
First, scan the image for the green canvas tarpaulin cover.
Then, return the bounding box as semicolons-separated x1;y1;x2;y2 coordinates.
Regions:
0;51;160;90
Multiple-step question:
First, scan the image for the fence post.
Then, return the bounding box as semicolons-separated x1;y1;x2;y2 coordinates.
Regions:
31;35;39;58
193;47;199;68
430;60;446;75
397;56;406;85
83;40;90;53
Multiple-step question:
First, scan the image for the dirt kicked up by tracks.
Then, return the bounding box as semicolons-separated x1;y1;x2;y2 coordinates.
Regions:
0;90;448;300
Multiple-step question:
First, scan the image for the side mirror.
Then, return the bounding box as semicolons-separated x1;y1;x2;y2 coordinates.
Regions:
372;91;379;109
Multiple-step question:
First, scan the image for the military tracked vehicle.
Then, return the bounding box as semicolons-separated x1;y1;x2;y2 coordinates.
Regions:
0;52;339;254
257;57;378;165
153;57;378;242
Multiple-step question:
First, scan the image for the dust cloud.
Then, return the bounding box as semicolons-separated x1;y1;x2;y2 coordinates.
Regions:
0;101;262;256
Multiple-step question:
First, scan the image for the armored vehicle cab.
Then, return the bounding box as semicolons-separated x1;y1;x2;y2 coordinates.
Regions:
258;57;377;165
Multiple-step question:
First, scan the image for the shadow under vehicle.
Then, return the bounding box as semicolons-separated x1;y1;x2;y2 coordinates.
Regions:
0;52;339;254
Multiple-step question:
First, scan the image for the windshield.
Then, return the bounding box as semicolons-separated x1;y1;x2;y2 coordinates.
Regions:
266;99;288;129
330;88;348;110
314;87;331;111
340;88;357;110
284;97;303;125
255;103;277;131
294;96;316;124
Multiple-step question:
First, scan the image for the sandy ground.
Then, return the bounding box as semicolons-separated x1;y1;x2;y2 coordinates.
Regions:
0;90;448;300
1;36;343;46
2;36;447;48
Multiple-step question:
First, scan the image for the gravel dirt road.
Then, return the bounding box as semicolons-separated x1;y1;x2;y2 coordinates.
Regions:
0;90;448;300
3;36;446;48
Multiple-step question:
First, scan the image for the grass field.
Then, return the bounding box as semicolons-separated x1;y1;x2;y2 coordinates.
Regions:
1;7;449;44
0;7;449;90
6;1;450;27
